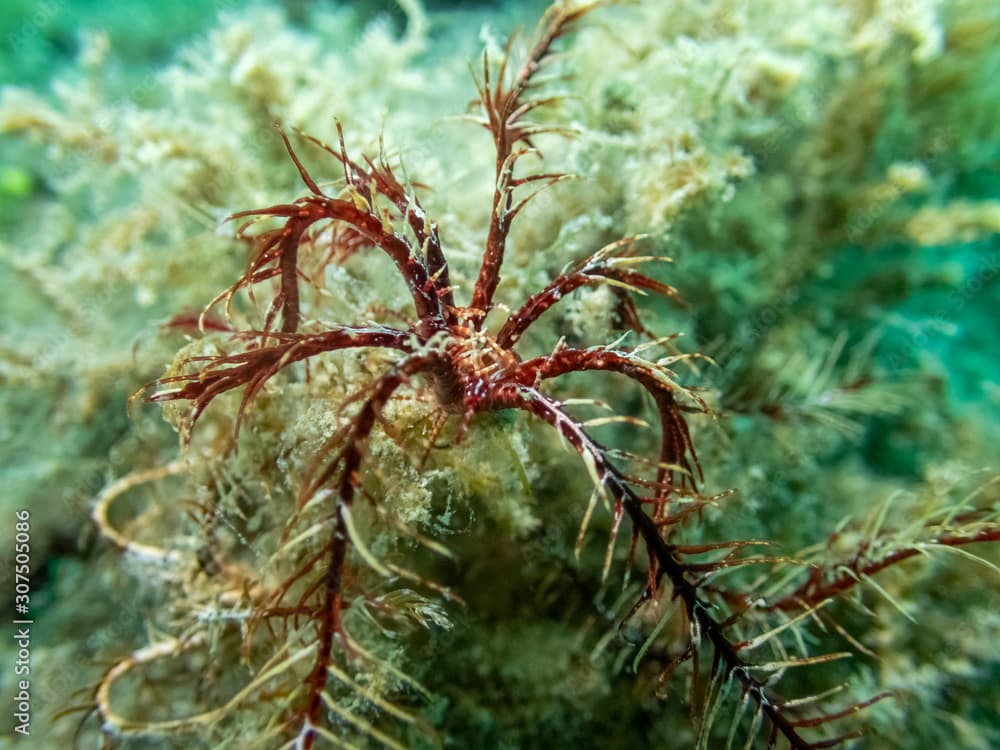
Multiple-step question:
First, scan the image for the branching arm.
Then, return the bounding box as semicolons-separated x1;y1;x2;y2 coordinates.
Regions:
218;128;447;335
497;237;680;347
295;351;443;750
512;345;704;495
468;2;600;321
483;383;879;749
146;325;413;439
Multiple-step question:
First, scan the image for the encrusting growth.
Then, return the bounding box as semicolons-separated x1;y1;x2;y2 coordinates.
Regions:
87;2;1000;749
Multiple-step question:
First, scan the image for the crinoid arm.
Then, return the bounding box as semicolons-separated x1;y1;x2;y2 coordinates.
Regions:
496;236;682;348
280;350;445;750
764;483;1000;614
292;123;454;311
511;344;705;499
214;124;451;334
145;324;414;440
468;1;602;321
481;382;890;749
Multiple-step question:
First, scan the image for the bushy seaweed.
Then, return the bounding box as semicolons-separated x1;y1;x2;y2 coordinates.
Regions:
79;3;1000;749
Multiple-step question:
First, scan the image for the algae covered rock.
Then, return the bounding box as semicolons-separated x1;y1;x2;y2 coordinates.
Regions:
1;1;997;748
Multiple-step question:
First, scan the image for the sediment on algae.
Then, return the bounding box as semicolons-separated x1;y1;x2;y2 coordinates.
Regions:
0;1;997;748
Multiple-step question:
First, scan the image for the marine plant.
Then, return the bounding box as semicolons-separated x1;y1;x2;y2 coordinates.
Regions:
83;2;1000;749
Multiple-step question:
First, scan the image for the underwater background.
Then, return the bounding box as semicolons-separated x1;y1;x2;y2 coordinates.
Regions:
1;1;998;748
